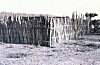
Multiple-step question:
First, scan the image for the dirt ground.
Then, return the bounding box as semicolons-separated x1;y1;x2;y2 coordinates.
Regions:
0;35;100;65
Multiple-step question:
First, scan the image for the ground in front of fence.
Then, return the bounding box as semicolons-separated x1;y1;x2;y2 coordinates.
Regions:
0;36;100;65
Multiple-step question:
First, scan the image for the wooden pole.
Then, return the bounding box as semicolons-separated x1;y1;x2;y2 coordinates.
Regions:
49;17;52;47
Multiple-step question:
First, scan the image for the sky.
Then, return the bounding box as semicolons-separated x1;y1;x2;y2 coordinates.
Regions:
0;0;100;19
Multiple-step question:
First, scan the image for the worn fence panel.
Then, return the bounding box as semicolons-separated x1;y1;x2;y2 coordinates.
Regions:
49;15;86;46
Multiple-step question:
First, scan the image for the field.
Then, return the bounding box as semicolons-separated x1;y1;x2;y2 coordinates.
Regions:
0;35;100;65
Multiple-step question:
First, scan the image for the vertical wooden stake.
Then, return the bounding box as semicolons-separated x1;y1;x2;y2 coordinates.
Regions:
49;17;52;47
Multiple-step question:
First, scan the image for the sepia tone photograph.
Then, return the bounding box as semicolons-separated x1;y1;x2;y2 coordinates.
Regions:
0;0;100;65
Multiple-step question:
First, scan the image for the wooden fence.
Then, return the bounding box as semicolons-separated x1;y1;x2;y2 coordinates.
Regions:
0;13;50;46
0;12;87;46
49;15;87;46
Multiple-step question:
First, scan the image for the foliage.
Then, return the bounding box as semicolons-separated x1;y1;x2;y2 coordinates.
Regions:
85;13;98;18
